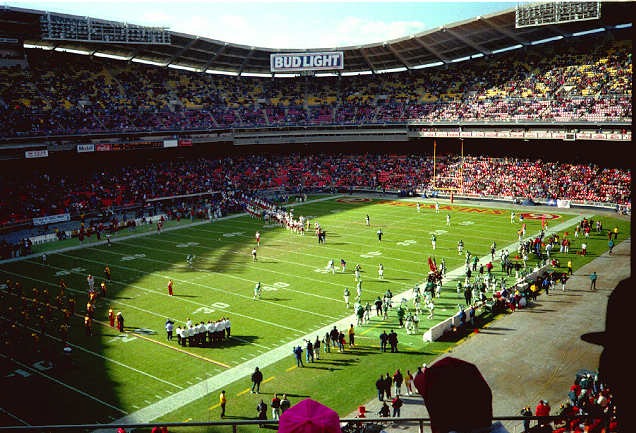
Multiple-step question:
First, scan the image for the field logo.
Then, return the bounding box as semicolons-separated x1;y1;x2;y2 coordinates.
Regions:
520;213;560;220
336;197;373;204
360;251;382;258
176;242;199;248
121;253;146;261
262;282;289;292
55;266;86;276
397;240;416;246
192;302;230;315
223;232;245;237
134;328;156;335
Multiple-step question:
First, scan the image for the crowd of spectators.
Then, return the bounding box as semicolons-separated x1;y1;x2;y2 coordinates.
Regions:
0;31;630;137
0;153;630;235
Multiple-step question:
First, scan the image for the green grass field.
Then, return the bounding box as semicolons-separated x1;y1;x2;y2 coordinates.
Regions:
0;195;630;432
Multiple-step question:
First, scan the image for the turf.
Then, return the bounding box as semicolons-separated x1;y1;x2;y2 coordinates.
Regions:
0;195;630;431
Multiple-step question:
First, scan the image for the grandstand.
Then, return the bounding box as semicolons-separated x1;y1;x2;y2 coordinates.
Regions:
0;3;631;433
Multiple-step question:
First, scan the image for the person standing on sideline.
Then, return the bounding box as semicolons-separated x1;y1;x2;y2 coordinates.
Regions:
165;319;174;341
376;375;385;401
256;399;267;427
365;214;370;226
251;247;257;262
405;370;414;396
116;312;125;333
435;201;440;214
270;393;281;421
251;367;263;394
280;393;291;413
567;259;573;275
608;238;615;255
108;306;115;328
391;394;404;417
293;345;303;367
534;399;551;428
589;271;598;290
520;406;532;432
104;264;111;282
167;279;174;296
343;287;350;309
348;323;355;347
313;336;321;360
255;231;260;247
393;369;404;396
377;228;383;241
446;214;451;226
219;390;227;418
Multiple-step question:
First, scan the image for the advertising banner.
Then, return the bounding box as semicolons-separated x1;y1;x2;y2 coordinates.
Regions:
270;52;344;72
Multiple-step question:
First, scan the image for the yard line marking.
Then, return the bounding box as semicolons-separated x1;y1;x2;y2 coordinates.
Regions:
0;353;127;415
0;194;343;266
0;407;31;426
131;332;231;368
94;239;348;305
25;255;310;336
0;312;183;390
57;249;339;324
0;268;249;365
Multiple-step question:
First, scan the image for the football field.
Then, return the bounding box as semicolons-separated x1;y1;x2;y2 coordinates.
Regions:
0;195;630;432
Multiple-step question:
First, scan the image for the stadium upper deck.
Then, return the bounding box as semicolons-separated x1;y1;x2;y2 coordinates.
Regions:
0;3;632;75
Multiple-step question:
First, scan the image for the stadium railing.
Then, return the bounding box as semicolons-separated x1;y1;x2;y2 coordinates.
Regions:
0;414;609;433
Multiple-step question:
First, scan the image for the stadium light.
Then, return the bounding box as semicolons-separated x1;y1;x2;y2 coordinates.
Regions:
23;43;54;50
530;35;564;45
204;69;239;76
411;61;445;70
131;58;168;66
93;52;132;60
341;70;373;76
571;28;605;37
168;64;199;72
376;67;408;74
242;72;273;78
491;44;524;55
54;47;91;55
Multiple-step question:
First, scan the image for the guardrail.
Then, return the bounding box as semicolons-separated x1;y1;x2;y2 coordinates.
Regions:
0;414;612;433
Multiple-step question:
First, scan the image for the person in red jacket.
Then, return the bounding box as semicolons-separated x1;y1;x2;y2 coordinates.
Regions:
535;399;551;428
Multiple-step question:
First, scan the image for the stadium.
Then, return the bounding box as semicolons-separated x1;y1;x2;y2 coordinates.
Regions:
0;2;631;433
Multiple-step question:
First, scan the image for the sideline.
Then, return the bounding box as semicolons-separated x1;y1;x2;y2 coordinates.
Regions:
0;194;345;265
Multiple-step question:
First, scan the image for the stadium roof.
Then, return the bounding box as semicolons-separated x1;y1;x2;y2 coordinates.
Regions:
0;3;632;76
